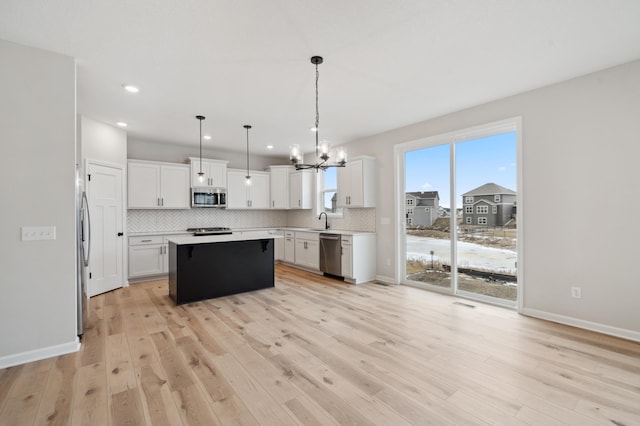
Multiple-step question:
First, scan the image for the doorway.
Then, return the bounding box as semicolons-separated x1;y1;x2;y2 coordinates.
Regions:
397;118;522;308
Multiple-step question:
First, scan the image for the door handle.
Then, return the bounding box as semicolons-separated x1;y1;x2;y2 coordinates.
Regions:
117;232;123;236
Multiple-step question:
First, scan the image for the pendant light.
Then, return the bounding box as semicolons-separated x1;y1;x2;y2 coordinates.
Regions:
196;115;206;183
244;124;252;186
290;56;347;171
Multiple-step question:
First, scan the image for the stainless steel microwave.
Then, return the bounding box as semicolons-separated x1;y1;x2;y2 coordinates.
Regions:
191;187;226;208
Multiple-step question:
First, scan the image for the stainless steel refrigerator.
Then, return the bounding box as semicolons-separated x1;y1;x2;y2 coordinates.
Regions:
76;165;90;337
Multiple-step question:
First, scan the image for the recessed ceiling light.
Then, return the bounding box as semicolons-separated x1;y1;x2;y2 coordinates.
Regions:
266;145;274;150
116;122;128;127
123;85;139;93
203;135;212;140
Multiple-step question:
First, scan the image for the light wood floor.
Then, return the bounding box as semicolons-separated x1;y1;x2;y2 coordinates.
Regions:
1;264;639;425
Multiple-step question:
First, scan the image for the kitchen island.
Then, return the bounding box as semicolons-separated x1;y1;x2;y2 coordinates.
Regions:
167;233;281;305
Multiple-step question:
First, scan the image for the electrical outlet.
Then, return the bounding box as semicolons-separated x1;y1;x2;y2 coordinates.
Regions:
21;226;56;241
571;286;582;299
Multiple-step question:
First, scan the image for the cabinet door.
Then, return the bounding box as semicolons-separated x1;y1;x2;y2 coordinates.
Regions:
306;240;319;270
284;236;295;263
160;164;190;208
342;242;353;278
290;170;313;209
129;244;164;277
336;165;349;208
128;162;161;208
270;167;289;209
209;161;227;188
274;234;284;261
294;239;307;266
226;170;248;209
249;173;270;209
348;160;364;207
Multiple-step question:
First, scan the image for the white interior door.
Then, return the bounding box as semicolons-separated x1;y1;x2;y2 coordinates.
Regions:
87;162;124;297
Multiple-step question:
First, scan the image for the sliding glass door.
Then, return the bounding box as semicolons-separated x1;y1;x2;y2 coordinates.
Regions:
399;119;521;307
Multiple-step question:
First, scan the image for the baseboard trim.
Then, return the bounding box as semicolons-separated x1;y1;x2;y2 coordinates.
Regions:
0;339;81;369
521;308;640;343
375;275;397;285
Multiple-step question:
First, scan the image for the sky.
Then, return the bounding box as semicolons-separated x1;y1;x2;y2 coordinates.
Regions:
405;131;517;208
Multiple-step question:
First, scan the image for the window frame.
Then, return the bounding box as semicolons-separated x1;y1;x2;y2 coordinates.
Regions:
317;169;343;217
477;217;488;225
465;196;474;204
476;205;489;214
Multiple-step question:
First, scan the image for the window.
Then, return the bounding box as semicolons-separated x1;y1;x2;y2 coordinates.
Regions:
465;196;474;204
407;218;413;224
424;207;430;212
320;167;342;215
492;206;497;214
477;217;487;225
407;208;413;215
465;217;472;224
407;199;414;205
494;195;501;202
476;205;489;214
465;206;473;214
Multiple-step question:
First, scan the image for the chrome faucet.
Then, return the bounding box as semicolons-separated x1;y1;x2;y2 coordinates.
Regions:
318;212;330;230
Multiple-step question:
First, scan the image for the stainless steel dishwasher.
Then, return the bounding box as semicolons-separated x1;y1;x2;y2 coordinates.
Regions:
319;233;342;276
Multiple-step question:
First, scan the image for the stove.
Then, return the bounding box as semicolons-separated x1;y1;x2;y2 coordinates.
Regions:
187;227;233;236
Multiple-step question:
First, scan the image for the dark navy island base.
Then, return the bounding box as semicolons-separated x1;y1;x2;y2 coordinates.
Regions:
168;238;274;305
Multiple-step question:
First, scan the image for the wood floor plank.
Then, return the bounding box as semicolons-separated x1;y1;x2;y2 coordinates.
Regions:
33;352;79;426
2;264;639;425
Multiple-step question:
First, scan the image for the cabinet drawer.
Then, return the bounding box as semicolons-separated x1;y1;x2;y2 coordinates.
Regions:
129;235;164;245
295;231;319;242
341;235;353;245
284;231;295;238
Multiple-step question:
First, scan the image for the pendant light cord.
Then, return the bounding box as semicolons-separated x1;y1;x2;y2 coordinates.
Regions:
315;61;320;162
244;125;252;179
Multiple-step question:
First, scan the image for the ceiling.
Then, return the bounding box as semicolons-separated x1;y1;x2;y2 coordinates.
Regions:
2;1;640;157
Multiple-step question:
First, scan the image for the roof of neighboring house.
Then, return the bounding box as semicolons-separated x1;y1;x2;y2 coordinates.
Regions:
462;183;515;196
406;191;439;200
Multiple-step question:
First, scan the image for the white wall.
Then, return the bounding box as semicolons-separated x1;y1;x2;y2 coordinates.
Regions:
80;115;127;167
128;138;288;170
344;59;640;339
0;39;78;366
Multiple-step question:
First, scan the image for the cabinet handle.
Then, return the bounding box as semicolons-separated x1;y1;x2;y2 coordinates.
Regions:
161;198;164;206
157;198;160;206
141;239;152;242
272;200;275;207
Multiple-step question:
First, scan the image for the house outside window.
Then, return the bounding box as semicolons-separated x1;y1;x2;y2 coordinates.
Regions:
465;206;473;214
407;218;412;224
320;167;342;215
466;217;472;224
465;196;474;204
494;194;501;202
407;199;414;205
476;205;489;214
407;208;413;215
492;206;497;214
478;217;487;225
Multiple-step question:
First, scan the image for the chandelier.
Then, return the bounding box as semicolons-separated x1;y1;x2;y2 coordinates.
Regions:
290;56;347;171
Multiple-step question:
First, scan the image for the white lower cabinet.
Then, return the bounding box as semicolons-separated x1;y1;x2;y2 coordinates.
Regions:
284;231;295;263
340;233;377;284
270;230;284;261
128;234;189;280
294;231;319;270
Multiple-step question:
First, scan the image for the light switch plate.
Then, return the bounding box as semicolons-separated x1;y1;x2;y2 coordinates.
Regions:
21;226;56;241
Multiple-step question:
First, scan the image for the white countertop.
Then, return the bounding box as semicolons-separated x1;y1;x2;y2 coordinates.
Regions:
167;234;283;245
130;227;375;238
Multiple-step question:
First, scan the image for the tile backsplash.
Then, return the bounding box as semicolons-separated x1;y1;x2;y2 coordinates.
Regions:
128;209;287;232
127;208;376;233
286;208;376;232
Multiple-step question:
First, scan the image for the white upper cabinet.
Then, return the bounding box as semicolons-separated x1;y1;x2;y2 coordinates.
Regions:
227;169;270;209
269;165;293;209
289;169;313;209
337;157;376;208
128;160;190;209
189;157;228;188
